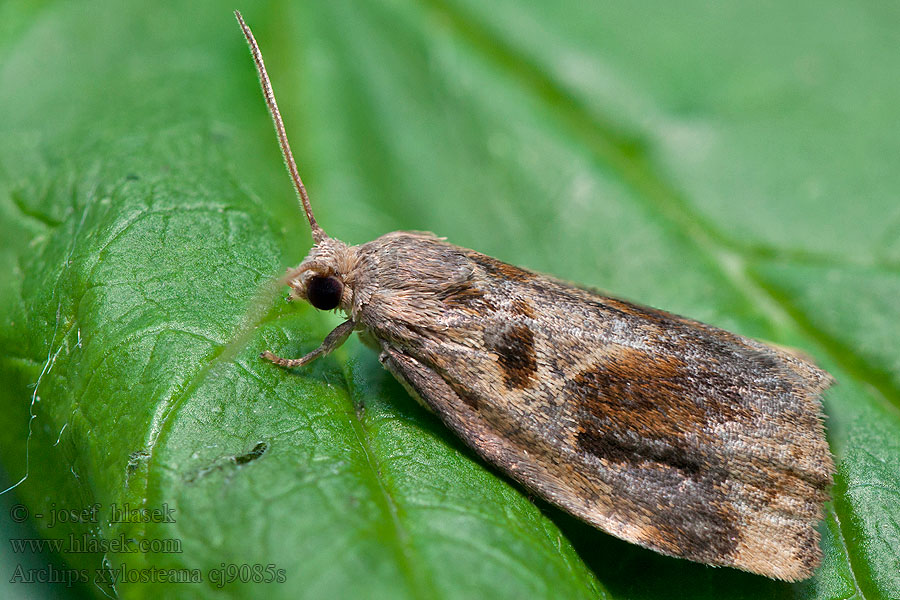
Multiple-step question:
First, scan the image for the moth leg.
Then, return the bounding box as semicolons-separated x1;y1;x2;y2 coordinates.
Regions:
281;265;306;283
280;266;306;302
261;319;355;368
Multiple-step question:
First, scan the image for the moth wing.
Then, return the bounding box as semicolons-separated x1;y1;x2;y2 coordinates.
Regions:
381;336;831;581
358;236;833;581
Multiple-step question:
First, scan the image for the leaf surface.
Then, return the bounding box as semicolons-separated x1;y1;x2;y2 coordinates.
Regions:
1;1;898;598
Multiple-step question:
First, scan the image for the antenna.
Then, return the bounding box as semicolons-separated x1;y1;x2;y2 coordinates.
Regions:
235;10;327;243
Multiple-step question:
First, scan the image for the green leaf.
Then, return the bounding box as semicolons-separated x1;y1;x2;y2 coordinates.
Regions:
1;1;898;599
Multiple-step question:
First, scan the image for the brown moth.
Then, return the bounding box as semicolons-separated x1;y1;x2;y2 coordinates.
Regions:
236;11;834;581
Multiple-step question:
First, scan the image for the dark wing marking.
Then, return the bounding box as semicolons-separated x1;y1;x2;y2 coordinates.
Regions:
357;234;834;580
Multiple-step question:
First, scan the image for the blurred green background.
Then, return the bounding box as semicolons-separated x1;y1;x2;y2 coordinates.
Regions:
1;0;898;598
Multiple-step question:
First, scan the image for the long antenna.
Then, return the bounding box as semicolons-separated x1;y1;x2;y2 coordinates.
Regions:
235;10;327;243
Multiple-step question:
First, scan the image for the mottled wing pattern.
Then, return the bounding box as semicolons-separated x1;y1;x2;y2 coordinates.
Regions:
353;233;833;581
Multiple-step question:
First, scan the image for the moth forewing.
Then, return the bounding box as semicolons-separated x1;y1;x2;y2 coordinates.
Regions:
236;12;834;582
349;234;834;582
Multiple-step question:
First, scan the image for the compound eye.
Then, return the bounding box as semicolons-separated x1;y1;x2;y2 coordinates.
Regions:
306;275;343;310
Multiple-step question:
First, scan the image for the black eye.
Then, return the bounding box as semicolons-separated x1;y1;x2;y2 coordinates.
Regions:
306;275;343;310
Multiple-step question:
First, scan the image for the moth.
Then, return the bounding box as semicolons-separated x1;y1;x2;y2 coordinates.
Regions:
236;11;834;581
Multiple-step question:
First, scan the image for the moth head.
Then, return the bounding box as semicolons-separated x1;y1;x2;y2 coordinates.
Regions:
236;12;356;312
284;238;356;313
